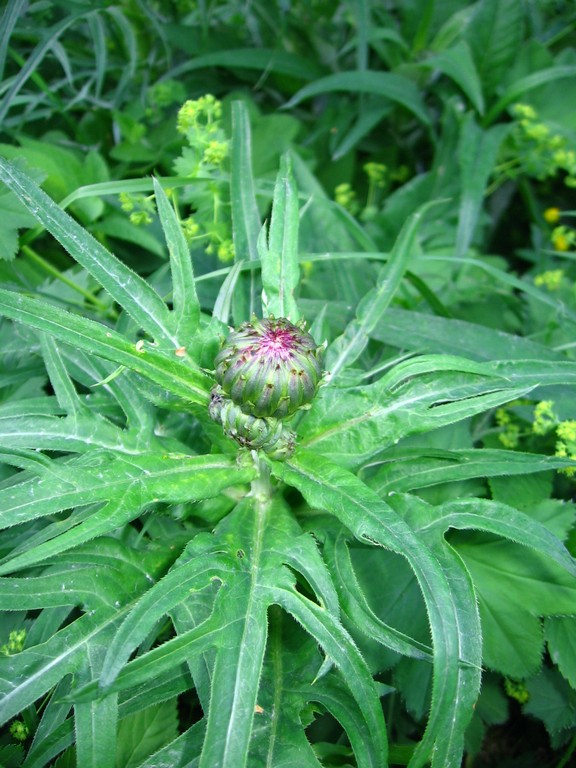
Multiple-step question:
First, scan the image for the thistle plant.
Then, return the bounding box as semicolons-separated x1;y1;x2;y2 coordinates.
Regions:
0;101;575;768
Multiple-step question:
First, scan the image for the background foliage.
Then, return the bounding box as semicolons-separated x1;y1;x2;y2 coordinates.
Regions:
1;1;576;766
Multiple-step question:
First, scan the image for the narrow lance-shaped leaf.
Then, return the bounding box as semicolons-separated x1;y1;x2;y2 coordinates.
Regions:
0;158;177;345
455;116;508;259
230;100;261;324
153;176;200;341
284;71;431;127
326;201;440;378
0;288;212;406
260;153;300;323
270;452;479;768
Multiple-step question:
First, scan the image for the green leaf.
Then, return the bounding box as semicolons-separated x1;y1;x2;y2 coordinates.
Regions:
270;452;481;768
153;177;200;341
546;617;576;689
75;643;118;768
464;0;524;97
326;202;438;378
284;71;431;127
99;537;232;688
0;159;177;346
301;355;532;469
455;117;509;258
375;308;563;361
524;667;576;734
0;454;256;573
0;288;212;406
455;533;576;677
116;700;179;768
260;153;300;323
424;41;484;114
230;101;261;324
370;448;576;495
485;65;576;126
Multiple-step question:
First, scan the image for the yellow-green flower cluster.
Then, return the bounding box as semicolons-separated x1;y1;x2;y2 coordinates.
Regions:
177;94;222;136
510;103;576;186
504;678;530;704
1;628;26;656
556;420;576;477
533;269;564;291
551;225;576;252
216;239;235;263
532;400;557;435
364;162;387;187
496;407;520;448
118;191;155;226
334;183;359;214
10;720;29;741
175;95;229;178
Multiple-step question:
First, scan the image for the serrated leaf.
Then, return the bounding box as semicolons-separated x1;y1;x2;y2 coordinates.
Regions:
546;617;576;690
153;177;200;342
0;159;177;345
270;452;480;768
0;288;212;406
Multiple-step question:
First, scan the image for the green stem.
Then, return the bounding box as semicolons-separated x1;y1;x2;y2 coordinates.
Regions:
250;454;273;503
21;244;114;315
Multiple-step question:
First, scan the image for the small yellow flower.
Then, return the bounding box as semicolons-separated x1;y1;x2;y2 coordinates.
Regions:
544;207;561;224
534;269;564;291
203;140;229;166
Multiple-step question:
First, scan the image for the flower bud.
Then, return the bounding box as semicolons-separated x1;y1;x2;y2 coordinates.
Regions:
214;316;323;419
209;386;296;458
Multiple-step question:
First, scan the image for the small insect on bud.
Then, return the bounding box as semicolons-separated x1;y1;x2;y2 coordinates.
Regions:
214;316;323;419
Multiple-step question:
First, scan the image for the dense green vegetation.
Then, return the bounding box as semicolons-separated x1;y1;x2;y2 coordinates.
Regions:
1;1;576;766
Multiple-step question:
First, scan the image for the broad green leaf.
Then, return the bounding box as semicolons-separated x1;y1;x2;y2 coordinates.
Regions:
260;154;300;323
524;667;576;734
424;41;484;113
464;0;524;96
153;177;200;341
0;288;212;406
284;71;431;127
0;159;177;346
455;533;576;677
485;65;576;126
546;617;576;689
116;700;179;768
322;530;433;661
